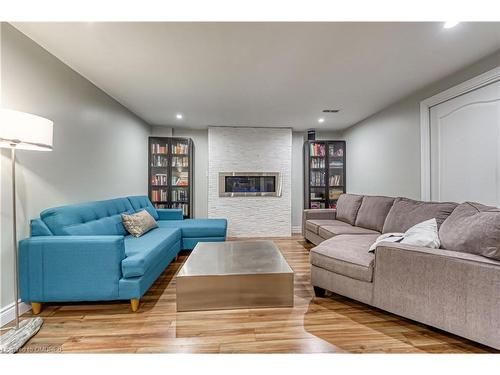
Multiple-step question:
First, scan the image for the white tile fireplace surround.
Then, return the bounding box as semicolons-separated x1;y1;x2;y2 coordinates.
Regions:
208;127;292;237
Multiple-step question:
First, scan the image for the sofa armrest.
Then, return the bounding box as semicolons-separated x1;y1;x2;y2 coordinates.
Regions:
373;242;500;349
157;209;184;221
19;236;125;302
302;209;336;235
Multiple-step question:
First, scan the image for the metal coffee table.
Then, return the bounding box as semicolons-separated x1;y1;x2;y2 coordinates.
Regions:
176;240;294;312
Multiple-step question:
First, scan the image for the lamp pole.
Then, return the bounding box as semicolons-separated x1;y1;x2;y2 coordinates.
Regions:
11;144;20;330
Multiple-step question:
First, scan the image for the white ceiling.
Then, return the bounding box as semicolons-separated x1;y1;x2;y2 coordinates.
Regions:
12;22;500;131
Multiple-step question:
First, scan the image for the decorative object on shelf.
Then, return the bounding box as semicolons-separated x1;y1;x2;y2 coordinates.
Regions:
0;108;53;353
304;140;346;209
148;137;193;218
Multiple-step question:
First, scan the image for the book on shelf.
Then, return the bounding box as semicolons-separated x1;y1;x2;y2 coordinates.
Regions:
151;155;168;167
171;188;188;202
329;174;342;186
151;173;167;186
329;160;344;168
151;189;168;202
151;143;168;154
329;189;343;200
171;202;189;216
171;156;189;167
309;143;326;157
329;147;344;157
172;143;189;154
172;171;189;186
310;201;326;209
310;171;325;186
310;157;325;169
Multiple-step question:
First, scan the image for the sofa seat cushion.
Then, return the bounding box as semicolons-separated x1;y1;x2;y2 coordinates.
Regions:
310;234;379;282
158;219;227;238
318;225;379;239
336;194;364;225
122;227;181;278
305;219;350;234
355;195;395;232
382;197;457;234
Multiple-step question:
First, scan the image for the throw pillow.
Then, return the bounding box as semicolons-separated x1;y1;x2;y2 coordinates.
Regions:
122;209;158;237
439;202;500;260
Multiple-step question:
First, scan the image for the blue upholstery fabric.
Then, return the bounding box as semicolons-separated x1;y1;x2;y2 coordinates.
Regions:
19;236;125;302
182;236;226;250
119;240;181;299
20;196;227;305
122;227;181;278
157;209;184;221
40;197;134;235
127;196;159;220
30;219;53;236
158;219;227;238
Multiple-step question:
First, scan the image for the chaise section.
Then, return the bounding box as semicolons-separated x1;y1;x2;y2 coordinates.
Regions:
158;218;227;249
122;227;182;278
310;234;378;282
305;219;350;234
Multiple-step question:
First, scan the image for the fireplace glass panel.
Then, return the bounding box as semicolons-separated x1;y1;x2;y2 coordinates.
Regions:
225;176;276;193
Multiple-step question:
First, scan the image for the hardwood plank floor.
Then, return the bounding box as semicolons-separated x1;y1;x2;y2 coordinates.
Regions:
10;237;498;353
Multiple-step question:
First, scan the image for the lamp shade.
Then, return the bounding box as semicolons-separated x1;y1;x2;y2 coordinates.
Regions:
0;108;53;151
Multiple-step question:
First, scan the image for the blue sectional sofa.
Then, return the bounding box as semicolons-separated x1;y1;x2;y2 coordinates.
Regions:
19;195;227;313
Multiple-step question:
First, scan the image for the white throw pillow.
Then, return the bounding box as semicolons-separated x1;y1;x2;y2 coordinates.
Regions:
369;218;440;252
400;218;440;248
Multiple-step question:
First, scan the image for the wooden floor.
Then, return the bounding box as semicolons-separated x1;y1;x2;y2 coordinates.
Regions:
12;237;497;353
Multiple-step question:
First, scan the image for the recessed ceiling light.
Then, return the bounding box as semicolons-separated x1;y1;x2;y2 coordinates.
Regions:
318;118;325;123
176;113;183;120
322;109;340;113
443;21;460;29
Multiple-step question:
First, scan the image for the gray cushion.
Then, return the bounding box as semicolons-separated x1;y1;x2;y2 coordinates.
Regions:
121;210;158;237
336;194;364;225
318;225;379;239
355;195;395;232
439;202;500;260
310;234;379;282
382;197;457;233
305;219;350;234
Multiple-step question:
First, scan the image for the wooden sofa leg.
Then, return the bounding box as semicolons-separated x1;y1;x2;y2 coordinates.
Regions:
31;302;42;315
313;286;326;297
130;298;140;312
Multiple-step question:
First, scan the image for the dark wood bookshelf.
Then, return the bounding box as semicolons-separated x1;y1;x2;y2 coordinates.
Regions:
304;140;346;209
148;137;194;218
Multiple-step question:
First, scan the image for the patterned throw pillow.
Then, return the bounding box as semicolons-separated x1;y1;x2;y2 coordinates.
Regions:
121;210;158;237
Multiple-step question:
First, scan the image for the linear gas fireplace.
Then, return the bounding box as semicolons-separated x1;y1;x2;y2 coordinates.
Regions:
219;172;282;197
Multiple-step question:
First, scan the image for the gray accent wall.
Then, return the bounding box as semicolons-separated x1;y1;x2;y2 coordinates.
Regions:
0;24;151;313
342;50;500;199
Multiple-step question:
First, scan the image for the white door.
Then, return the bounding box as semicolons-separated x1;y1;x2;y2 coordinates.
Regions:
430;80;500;206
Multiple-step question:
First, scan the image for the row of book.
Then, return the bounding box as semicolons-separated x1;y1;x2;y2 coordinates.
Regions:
310;201;326;209
329;160;344;168
329;175;342;186
309;143;326;157
151;155;168;167
151;189;168;202
310;158;325;169
172;143;189;154
151;143;168;154
171;188;188;202
172;156;189;167
310;171;326;186
151;174;168;186
329;147;344;157
310;191;325;200
172;173;189;186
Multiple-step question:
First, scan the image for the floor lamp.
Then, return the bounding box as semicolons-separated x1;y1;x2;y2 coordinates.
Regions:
0;108;53;353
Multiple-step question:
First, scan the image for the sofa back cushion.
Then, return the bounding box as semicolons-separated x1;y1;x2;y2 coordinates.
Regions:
439;202;500;260
40;197;135;236
127;195;159;220
336;194;364;225
355;195;395;232
382;197;457;233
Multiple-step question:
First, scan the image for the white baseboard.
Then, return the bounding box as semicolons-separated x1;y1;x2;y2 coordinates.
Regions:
0;300;31;327
291;226;302;234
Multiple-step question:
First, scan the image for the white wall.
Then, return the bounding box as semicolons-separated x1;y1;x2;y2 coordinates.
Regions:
0;24;151;313
208;127;292;237
342;49;500;199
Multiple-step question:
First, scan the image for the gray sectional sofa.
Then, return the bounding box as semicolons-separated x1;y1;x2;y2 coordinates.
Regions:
304;194;500;350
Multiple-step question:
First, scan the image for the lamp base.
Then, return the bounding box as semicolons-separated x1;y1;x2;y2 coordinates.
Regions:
0;317;43;353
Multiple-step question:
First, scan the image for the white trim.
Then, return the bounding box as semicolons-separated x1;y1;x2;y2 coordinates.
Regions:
291;225;302;234
420;66;500;201
0;300;31;327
